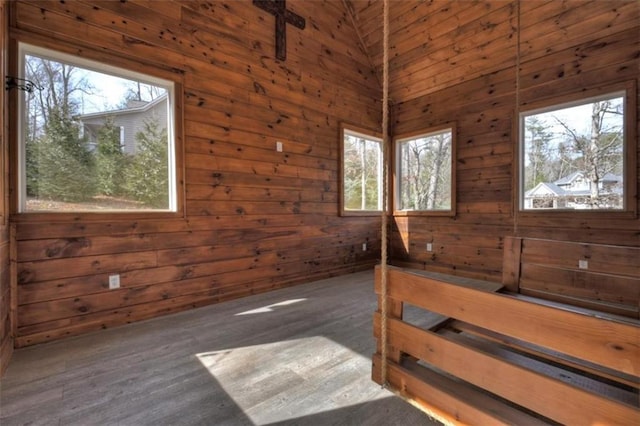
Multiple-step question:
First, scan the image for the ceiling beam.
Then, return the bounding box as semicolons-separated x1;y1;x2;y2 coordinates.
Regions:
342;0;382;90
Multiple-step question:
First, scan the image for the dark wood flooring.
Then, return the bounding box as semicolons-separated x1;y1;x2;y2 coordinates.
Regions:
0;271;440;425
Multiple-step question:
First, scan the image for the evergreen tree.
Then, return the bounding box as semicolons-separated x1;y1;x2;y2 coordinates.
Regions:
124;118;169;208
25;137;40;197
95;117;126;196
36;107;96;202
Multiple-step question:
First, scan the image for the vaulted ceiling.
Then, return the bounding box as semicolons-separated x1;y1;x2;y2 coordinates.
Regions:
343;1;637;107
344;0;519;104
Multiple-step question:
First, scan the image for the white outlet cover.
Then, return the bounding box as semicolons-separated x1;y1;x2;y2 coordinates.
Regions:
109;274;120;289
276;141;283;152
578;260;588;270
426;243;433;252
362;243;367;251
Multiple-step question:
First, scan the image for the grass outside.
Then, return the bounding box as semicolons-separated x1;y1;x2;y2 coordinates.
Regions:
25;195;158;212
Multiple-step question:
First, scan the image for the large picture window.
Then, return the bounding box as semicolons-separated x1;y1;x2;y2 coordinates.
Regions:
18;43;177;212
519;89;631;211
395;126;454;215
340;126;382;215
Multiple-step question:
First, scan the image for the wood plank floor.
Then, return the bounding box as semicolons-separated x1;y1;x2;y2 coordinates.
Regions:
0;271;440;425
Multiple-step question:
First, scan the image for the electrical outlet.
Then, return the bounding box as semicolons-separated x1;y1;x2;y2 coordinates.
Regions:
109;274;120;289
276;141;283;152
578;260;588;270
362;243;367;251
426;243;433;252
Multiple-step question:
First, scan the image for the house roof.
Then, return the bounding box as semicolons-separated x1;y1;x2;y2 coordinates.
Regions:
601;173;623;183
525;182;594;198
76;93;167;120
526;172;623;199
554;171;623;186
525;182;567;198
554;171;583;186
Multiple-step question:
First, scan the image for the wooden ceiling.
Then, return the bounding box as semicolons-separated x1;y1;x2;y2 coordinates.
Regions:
344;0;518;103
344;1;638;105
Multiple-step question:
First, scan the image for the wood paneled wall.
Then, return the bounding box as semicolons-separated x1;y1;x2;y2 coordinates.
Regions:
386;0;518;279
9;0;382;347
4;0;639;354
0;0;12;374
352;0;639;280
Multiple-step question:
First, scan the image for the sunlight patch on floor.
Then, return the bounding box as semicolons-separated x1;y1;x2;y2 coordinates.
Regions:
234;298;308;316
196;336;388;424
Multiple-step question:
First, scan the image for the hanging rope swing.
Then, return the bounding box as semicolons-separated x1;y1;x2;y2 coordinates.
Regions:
379;0;390;388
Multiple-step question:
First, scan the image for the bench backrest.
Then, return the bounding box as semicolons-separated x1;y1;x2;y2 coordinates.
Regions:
502;237;640;318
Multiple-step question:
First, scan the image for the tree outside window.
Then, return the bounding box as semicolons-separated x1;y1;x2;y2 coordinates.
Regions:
396;127;453;213
19;43;175;212
341;128;382;213
521;93;625;211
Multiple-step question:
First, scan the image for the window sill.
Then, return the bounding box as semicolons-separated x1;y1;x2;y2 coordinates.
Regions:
340;210;383;217
11;209;186;223
515;208;638;224
393;209;456;218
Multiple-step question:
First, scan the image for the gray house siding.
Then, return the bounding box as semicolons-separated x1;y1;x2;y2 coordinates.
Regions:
78;95;168;155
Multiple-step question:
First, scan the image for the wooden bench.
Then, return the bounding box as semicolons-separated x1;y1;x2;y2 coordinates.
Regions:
372;239;640;424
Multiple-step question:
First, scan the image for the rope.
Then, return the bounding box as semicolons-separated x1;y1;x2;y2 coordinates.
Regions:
379;0;390;388
514;0;520;236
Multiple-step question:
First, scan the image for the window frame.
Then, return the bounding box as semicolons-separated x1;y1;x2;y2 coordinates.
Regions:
393;124;456;217
339;123;384;217
0;5;7;227
10;39;185;221
516;81;637;219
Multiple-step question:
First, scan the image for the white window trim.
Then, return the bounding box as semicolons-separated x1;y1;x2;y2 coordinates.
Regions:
518;90;626;212
18;42;177;213
119;126;125;151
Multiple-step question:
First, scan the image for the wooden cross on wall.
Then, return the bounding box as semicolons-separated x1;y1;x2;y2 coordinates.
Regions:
253;0;306;61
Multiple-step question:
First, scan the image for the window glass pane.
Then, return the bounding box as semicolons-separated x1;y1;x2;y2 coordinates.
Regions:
521;94;624;210
343;130;382;211
20;44;175;212
397;129;452;211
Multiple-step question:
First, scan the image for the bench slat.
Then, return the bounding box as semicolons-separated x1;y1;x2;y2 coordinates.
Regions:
372;354;549;426
375;266;640;376
374;313;640;425
520;238;640;278
450;320;640;389
502;236;639;318
520;263;639;306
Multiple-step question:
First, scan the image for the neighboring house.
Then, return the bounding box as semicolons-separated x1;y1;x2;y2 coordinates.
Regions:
524;171;623;209
76;94;168;155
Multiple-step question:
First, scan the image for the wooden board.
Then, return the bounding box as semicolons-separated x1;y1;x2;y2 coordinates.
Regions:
8;0;383;347
503;236;640;318
0;0;12;377
2;272;438;425
376;266;639;376
375;315;639;425
383;0;639;284
4;0;640;355
373;266;640;425
372;354;548;426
